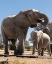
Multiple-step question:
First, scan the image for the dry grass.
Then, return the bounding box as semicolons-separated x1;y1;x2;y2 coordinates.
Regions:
0;56;52;64
9;58;52;64
9;60;29;64
0;50;52;64
0;59;52;64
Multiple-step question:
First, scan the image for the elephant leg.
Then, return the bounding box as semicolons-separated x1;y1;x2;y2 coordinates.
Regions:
38;48;41;56
38;48;44;56
41;48;44;56
2;31;9;55
38;50;40;55
32;42;35;54
47;44;51;56
50;44;52;54
4;40;9;55
15;27;27;55
11;39;17;55
16;37;25;55
38;43;41;55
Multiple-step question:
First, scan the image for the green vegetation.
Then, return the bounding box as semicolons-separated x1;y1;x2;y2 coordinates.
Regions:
0;43;4;49
9;43;14;50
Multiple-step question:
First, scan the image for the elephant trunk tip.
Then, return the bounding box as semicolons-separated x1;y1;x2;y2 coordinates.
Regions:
40;13;49;26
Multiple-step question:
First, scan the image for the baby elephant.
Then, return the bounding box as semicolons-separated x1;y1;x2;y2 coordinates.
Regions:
31;30;51;56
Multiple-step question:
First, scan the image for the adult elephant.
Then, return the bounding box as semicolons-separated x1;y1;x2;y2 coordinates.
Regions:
1;9;49;55
31;30;51;56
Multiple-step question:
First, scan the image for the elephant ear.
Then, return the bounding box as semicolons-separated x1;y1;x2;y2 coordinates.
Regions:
24;10;33;21
31;31;34;38
31;31;36;41
23;9;37;27
24;10;33;19
39;31;43;44
38;30;43;39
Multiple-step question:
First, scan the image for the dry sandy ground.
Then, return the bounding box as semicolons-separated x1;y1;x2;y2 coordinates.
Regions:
0;50;52;64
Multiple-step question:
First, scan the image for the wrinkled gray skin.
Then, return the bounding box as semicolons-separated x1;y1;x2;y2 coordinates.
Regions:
31;30;51;56
1;9;49;55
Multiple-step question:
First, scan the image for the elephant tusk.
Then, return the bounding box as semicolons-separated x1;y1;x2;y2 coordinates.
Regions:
38;18;44;20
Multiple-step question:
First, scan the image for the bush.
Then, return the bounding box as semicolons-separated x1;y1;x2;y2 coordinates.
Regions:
0;43;4;49
9;44;14;50
25;46;31;51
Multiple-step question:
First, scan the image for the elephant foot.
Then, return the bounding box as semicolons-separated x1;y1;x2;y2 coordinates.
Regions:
38;52;40;55
4;52;9;57
16;51;23;55
4;54;9;57
14;51;17;56
32;52;35;55
4;52;9;55
50;53;51;56
41;48;44;56
41;52;43;56
16;49;24;55
16;52;22;55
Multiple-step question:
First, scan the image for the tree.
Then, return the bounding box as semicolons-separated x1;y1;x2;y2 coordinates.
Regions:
34;23;45;31
24;40;29;47
0;34;4;49
24;40;31;51
34;22;52;42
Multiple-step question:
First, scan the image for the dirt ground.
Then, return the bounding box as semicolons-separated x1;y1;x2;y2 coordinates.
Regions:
0;50;52;64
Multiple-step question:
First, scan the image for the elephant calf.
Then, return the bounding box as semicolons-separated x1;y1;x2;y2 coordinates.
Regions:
31;30;51;56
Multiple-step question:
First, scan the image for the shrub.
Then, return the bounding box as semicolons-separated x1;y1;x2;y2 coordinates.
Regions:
25;46;31;51
9;44;14;50
0;43;4;49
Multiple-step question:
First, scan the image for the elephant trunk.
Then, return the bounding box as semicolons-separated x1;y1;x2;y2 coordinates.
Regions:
38;13;49;26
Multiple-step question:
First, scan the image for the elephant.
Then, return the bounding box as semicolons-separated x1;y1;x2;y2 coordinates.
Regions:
30;30;51;56
1;9;49;55
50;43;52;54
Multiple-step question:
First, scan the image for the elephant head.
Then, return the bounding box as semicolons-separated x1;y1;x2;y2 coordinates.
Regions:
31;30;43;50
23;9;49;27
37;31;43;42
31;30;51;56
